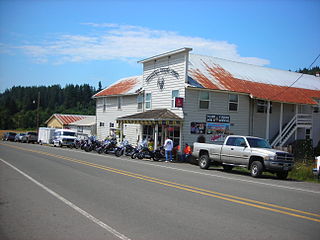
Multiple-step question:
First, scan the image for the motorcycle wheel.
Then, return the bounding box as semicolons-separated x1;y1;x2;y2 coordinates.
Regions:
131;152;137;159
115;149;122;157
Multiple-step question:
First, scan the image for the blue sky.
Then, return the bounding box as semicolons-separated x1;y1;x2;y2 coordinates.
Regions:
0;0;319;93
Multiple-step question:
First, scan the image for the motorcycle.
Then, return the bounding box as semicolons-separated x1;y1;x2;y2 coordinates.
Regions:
115;140;135;157
103;138;118;154
131;146;165;161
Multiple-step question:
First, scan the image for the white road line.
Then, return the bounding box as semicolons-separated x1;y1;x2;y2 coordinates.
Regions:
0;158;132;240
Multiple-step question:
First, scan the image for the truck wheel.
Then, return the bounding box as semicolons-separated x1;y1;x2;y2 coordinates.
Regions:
223;165;233;172
276;171;288;180
250;161;263;178
199;154;210;169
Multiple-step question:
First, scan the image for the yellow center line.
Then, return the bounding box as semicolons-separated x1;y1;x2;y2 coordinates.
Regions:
2;143;320;223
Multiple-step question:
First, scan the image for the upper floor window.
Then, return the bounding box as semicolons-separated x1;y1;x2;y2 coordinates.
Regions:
199;91;209;109
171;90;179;108
257;100;272;113
229;94;238;111
117;96;122;110
137;94;144;110
145;93;151;110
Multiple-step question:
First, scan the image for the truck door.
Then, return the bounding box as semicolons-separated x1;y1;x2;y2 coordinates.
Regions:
222;137;250;165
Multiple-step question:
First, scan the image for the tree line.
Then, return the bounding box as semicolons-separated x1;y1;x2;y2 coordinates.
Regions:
0;83;101;130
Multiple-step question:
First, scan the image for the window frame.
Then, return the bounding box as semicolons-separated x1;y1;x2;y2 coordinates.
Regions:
171;90;180;108
228;94;238;111
145;93;152;110
257;100;272;113
199;91;210;110
137;94;144;110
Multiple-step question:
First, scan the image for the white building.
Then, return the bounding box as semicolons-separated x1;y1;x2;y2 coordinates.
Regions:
93;48;320;148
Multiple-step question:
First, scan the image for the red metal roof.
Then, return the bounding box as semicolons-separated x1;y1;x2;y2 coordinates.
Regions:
189;59;320;105
94;76;141;97
53;114;86;125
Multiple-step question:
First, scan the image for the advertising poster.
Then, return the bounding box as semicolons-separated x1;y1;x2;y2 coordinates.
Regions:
206;123;230;142
190;122;206;134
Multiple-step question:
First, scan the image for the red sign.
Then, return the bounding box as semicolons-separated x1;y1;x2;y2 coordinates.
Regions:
175;97;184;108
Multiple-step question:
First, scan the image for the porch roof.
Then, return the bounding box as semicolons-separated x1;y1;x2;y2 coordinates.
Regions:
116;109;182;125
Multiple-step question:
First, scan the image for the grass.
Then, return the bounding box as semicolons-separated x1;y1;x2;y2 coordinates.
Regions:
288;162;319;183
233;162;319;183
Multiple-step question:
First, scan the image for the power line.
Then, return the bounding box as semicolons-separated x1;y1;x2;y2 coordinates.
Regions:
268;52;320;100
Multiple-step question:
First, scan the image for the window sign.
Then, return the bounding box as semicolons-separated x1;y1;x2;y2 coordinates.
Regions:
206;114;230;123
190;122;206;134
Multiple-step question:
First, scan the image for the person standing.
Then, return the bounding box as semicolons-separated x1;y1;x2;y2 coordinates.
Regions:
163;137;173;162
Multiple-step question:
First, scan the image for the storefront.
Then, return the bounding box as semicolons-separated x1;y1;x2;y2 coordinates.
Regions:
116;109;182;148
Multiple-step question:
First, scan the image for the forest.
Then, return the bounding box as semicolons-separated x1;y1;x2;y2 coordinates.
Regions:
1;67;319;130
0;83;100;130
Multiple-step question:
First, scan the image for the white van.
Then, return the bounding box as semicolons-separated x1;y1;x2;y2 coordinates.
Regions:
53;129;77;147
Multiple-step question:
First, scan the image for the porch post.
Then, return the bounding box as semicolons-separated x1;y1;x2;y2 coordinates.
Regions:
295;105;299;140
120;122;124;142
266;101;271;140
279;103;283;144
154;124;158;150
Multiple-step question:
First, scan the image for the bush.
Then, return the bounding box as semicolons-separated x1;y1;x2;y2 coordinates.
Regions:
291;139;314;163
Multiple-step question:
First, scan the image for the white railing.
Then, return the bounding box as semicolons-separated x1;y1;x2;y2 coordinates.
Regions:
271;114;312;147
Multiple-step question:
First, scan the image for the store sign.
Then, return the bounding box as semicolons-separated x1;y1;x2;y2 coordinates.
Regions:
146;67;179;90
146;68;179;83
175;97;184;108
206;114;230;123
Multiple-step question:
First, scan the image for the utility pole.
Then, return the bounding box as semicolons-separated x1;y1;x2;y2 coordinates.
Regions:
36;91;40;132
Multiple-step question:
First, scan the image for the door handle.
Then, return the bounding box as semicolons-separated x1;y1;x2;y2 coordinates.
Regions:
231;148;234;150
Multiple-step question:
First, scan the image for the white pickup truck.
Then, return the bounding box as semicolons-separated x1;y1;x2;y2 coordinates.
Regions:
193;135;294;179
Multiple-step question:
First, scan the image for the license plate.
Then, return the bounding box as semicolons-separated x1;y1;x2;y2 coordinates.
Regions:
283;166;288;171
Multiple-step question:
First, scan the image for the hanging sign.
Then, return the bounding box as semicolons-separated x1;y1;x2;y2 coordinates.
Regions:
175;97;184;108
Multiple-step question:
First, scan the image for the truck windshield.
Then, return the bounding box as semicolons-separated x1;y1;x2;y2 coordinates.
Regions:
63;132;76;137
247;138;272;149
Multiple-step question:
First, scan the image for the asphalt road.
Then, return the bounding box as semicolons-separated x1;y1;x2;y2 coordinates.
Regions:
0;141;319;240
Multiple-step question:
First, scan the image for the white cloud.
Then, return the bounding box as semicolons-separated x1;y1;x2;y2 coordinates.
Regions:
13;23;270;66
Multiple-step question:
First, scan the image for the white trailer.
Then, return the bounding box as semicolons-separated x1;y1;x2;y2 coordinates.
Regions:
38;127;56;144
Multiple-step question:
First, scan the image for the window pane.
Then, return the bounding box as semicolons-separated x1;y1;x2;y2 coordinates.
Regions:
146;102;151;109
229;103;237;111
200;101;209;109
200;91;209;100
229;94;238;102
146;93;151;101
172;90;179;98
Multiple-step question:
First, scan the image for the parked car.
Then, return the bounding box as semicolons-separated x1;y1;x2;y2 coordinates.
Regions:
22;132;38;143
2;132;17;141
14;133;26;142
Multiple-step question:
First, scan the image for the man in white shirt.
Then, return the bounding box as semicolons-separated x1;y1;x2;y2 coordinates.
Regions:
163;137;173;162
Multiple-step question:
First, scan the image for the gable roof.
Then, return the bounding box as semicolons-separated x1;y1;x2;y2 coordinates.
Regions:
188;54;320;105
68;116;96;126
93;75;142;98
45;114;95;125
